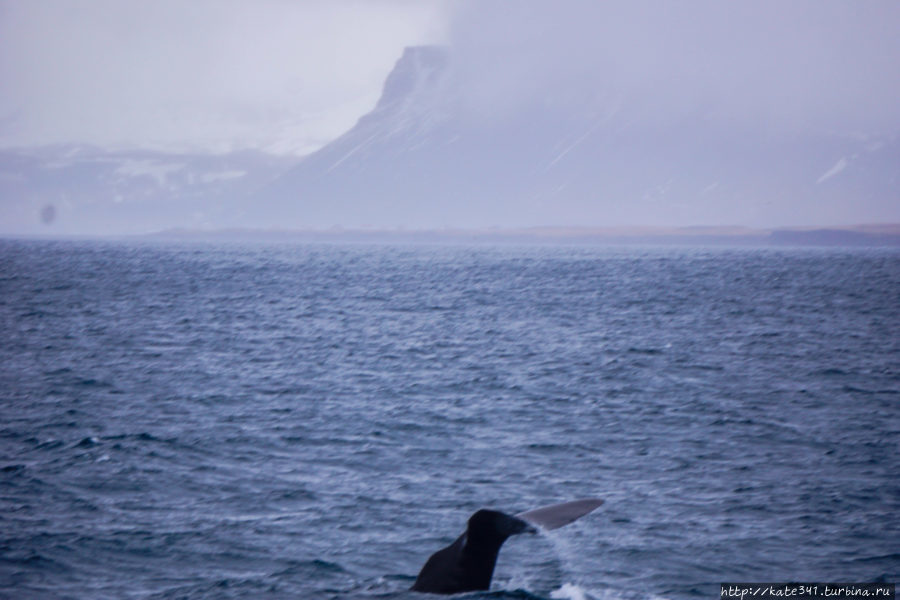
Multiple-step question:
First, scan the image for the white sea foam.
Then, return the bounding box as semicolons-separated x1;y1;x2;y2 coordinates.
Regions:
552;582;591;600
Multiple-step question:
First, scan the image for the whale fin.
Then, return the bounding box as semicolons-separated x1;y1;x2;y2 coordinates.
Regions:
515;497;604;531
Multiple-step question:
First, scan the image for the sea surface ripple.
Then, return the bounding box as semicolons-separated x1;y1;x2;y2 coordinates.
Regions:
1;240;898;599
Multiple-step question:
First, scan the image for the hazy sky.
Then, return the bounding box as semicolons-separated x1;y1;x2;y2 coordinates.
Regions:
0;0;449;155
1;0;899;155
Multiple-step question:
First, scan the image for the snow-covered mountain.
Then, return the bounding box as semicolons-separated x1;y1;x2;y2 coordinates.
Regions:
0;146;294;235
250;45;900;230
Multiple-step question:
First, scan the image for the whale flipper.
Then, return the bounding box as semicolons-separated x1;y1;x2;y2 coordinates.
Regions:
516;497;604;531
410;499;602;594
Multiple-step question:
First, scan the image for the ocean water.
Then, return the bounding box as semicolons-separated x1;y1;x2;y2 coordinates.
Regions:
1;240;898;600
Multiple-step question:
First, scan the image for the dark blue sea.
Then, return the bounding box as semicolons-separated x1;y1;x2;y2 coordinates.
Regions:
1;240;898;600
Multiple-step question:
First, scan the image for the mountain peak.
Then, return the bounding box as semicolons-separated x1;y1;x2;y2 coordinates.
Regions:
376;46;450;112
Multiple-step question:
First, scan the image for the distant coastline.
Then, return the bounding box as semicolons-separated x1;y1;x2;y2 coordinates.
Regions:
136;224;900;247
6;224;900;247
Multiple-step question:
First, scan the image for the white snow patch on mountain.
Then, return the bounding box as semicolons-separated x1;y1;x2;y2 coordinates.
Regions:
816;157;848;184
115;160;185;185
197;170;247;183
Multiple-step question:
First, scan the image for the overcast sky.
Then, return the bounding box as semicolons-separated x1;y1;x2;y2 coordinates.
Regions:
1;0;899;155
0;0;449;155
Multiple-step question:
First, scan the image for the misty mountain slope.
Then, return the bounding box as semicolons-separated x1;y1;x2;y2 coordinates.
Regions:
250;45;900;230
0;146;296;235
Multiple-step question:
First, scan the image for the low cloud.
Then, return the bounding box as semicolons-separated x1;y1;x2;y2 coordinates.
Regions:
447;0;900;135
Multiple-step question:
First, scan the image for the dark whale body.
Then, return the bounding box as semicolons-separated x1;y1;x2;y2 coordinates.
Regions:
411;498;603;595
411;509;534;594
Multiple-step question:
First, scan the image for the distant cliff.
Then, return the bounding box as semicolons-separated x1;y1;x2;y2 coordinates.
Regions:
247;45;900;230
